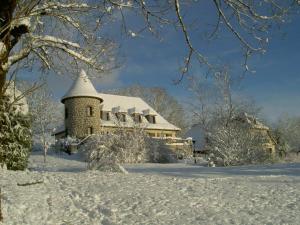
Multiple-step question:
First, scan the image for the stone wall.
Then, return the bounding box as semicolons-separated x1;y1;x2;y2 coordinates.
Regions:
64;97;101;138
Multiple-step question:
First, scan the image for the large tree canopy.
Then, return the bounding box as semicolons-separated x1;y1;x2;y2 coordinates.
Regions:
0;0;298;95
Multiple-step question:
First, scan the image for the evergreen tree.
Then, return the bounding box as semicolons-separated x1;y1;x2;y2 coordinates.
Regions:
0;95;31;170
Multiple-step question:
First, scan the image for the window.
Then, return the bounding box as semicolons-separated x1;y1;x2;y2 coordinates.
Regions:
115;113;119;120
87;127;94;135
146;115;156;124
121;114;126;122
115;113;126;122
101;111;110;121
65;108;68;119
132;114;142;123
86;106;93;117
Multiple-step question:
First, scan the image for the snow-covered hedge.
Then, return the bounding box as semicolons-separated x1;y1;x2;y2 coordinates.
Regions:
0;95;32;170
82;130;176;171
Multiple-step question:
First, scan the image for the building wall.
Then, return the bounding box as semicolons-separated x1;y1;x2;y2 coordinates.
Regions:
64;97;101;138
250;128;276;154
98;126;178;138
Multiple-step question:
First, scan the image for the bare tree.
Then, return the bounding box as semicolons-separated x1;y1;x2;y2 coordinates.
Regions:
111;85;188;133
275;115;300;154
24;83;63;162
188;69;271;166
188;68;260;130
1;0;298;96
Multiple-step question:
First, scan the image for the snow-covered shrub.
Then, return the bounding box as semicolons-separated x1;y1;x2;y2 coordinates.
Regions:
83;130;147;168
54;136;79;154
207;123;272;166
145;138;177;163
0;95;32;170
82;129;177;171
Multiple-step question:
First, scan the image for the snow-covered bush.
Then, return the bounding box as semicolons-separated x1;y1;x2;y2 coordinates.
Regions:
0;95;32;170
82;129;177;171
54;136;79;154
83;130;147;168
207;123;272;166
146;138;177;163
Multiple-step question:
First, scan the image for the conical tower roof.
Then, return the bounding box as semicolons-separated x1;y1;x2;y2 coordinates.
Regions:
61;69;102;103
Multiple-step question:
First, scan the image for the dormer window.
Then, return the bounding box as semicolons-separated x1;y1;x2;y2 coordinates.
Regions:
101;111;110;121
146;115;156;124
86;106;93;117
115;113;126;122
132;114;142;123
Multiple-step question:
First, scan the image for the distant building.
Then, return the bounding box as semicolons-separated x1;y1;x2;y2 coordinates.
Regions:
54;69;181;139
185;113;277;154
234;112;277;154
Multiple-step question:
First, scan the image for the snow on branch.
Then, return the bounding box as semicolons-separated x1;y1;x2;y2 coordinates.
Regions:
32;35;81;48
31;2;94;15
3;47;32;71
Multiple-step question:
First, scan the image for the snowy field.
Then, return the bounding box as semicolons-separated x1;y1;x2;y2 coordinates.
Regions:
0;151;299;225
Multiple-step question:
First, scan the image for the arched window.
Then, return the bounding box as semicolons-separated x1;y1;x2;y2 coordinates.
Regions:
86;106;93;116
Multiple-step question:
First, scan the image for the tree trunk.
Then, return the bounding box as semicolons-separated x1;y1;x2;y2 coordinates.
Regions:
0;0;17;96
0;69;6;97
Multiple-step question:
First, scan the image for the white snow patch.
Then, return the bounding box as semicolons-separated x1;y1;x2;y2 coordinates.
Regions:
0;151;299;225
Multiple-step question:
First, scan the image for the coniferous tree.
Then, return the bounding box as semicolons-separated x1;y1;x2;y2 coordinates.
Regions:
0;95;31;170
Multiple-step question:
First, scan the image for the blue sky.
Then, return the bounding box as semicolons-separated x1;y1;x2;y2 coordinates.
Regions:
19;3;300;123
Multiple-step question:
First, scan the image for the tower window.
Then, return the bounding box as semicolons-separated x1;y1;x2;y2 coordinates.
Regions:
87;127;94;135
86;106;93;116
65;108;68;119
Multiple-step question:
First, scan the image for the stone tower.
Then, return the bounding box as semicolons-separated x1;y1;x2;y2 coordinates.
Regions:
61;69;103;138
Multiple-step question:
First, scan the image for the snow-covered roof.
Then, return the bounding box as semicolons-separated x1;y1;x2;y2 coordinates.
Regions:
143;108;156;116
236;112;269;130
99;93;180;131
184;124;206;149
53;124;65;135
59;69;180;132
128;107;143;115
61;69;103;103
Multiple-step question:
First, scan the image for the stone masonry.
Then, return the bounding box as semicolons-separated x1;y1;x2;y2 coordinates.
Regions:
64;97;102;138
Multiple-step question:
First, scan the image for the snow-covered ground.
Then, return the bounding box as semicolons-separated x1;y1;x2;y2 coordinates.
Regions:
0;151;299;225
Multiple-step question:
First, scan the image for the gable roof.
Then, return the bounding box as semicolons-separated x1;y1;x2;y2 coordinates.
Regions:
61;69;103;103
235;112;269;130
